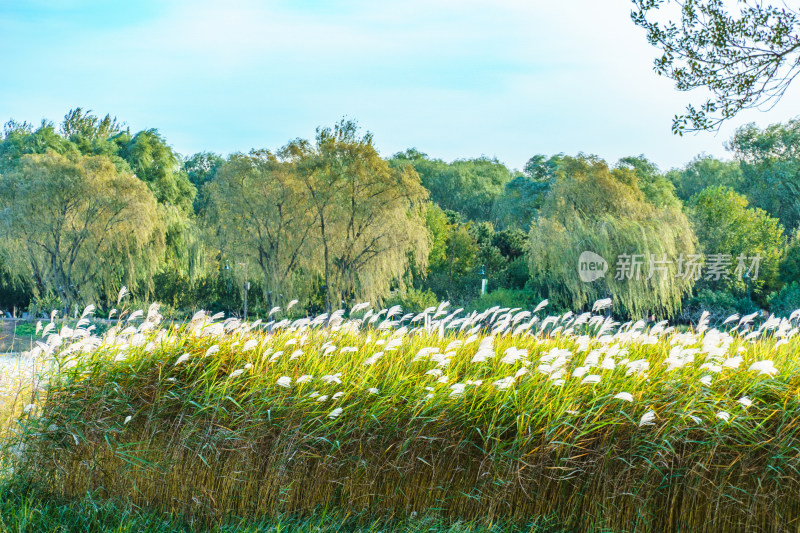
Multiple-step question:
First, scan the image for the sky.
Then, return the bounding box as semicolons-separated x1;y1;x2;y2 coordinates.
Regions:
1;0;799;172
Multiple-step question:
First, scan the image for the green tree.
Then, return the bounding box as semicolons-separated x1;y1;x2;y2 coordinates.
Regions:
632;0;800;133
205;150;317;305
60;108;125;160
113;125;199;279
689;186;785;302
616;155;681;209
729;119;800;231
421;205;480;302
666;155;743;202
779;230;800;285
0;243;33;313
1;110;203;283
0;120;76;169
492;228;528;261
184;151;224;214
116;129;195;211
0;151;164;307
527;156;696;318
492;154;561;230
392;149;514;222
300;121;430;309
767;282;800;317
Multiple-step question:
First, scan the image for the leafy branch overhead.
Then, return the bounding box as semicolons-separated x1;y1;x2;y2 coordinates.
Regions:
631;0;800;134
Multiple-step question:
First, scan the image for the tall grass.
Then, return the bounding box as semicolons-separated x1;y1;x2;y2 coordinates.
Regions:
0;477;560;532
10;302;800;532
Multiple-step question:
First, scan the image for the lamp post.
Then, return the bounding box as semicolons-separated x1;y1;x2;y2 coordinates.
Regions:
237;262;249;321
744;271;752;302
223;262;231;317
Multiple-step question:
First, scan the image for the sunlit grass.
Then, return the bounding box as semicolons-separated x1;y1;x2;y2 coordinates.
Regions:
8;299;800;531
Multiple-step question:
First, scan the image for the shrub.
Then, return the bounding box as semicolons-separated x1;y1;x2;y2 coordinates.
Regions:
27;293;62;318
469;288;538;311
384;288;439;312
768;282;800;318
680;289;758;325
13;322;37;337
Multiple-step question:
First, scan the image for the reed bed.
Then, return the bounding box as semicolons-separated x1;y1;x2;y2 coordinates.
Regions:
11;300;800;532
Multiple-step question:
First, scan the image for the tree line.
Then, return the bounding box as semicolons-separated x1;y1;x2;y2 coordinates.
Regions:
1;109;800;321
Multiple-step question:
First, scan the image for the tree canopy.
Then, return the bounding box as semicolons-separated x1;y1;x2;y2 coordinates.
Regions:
688;185;785;302
632;0;800;133
0;151;163;307
391;150;514;223
302;121;430;309
3;108;800;321
205;149;316;304
729;119;800;232
527;155;696;318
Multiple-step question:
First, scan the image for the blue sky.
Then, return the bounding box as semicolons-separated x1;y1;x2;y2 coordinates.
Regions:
1;0;798;172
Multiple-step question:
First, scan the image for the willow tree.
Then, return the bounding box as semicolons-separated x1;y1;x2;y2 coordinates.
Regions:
0;150;164;307
205;149;317;304
527;156;696;318
300;120;430;309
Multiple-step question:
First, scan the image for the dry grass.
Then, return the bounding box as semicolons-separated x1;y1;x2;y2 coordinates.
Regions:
10;303;800;532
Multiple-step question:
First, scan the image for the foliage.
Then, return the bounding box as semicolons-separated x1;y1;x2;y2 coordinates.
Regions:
491;228;527;261
28;292;63;318
527;155;696;318
492;154;561;230
779;230;800;285
0;252;32;313
767;282;800;318
616;155;681;209
729;119;800;231
392;149;515;223
13;322;37;337
150;269;232;315
299;122;430;308
183;151;224;214
688;186;785;302
115;128;195;212
4;109;800;323
0;150;165;307
421;205;481;303
491;175;547;231
679;289;757;325
419;205;532;305
666;155;744;202
205;149;317;305
113;127;199;277
0;110;206;310
631;0;800;133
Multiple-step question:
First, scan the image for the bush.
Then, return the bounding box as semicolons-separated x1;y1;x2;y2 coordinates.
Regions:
680;289;758;325
13;322;37;336
384;288;439;313
28;293;62;318
469;288;540;311
768;282;800;318
501;257;530;290
780;231;800;284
